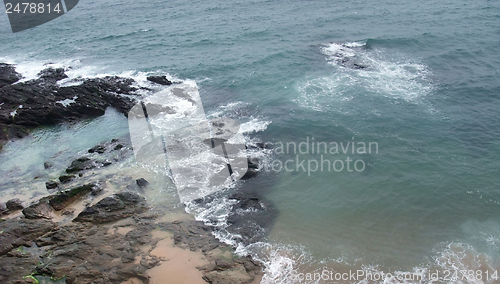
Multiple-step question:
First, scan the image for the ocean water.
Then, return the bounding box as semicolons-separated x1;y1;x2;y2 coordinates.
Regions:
1;0;500;283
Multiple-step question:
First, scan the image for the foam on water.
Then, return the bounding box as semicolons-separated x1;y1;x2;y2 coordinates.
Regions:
0;56;179;90
295;41;434;112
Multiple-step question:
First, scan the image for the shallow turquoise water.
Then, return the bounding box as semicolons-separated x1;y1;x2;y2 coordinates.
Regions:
1;0;500;282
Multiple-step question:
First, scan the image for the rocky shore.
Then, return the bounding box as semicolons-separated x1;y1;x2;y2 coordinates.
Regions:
0;63;275;284
0;62;176;149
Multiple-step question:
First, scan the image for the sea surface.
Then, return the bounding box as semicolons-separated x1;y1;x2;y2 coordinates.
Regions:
1;0;500;283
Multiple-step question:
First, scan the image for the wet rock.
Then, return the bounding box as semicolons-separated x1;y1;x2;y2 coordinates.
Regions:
58;174;75;184
224;192;278;245
0;63;22;88
6;199;23;211
0;65;139;144
241;167;259;180
114;144;124;150
37;67;68;83
215;258;233;270
49;183;95;211
31;221;153;284
46;180;59;190
43;162;53;169
61;208;76;216
0;203;7;215
139;255;161;269
157;220;220;253
0;123;29;149
247;158;259;169
136;178;149;189
146;75;172;86
91;182;105;196
66;157;94;173
125;226;152;245
203;264;253;284
0;218;56;256
22;198;53;219
73;192;148;224
88;144;106;154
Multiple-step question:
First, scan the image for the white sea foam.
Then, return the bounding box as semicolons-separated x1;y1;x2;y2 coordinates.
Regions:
56;96;78;107
295;41;434;112
0;57;180;90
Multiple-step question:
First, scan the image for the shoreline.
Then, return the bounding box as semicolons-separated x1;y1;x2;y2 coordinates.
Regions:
0;62;269;284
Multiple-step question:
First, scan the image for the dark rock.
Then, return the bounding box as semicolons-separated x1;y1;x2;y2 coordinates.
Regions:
30;221;153;284
5;199;23;211
73;192;148;224
0;63;22;88
215;259;233;270
241;167;259;180
255;142;270;149
125;227;152;245
66;157;94;173
248;158;259;169
88;145;106;154
136;178;149;189
43;161;53;169
220;192;278;245
91;182;105;196
49;183;95;211
157;220;220;253
0;203;7;215
0;72;138;131
140;256;161;269
61;208;76;216
37;67;68;83
58;174;75;183
353;63;367;69
146;75;172;86
114;144;124;150
0;123;29;150
0;218;56;256
22;198;53;219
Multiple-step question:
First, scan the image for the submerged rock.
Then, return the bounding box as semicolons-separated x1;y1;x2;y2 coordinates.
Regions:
136;178;149;189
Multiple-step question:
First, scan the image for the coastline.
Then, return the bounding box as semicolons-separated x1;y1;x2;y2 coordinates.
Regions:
0;62;268;284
